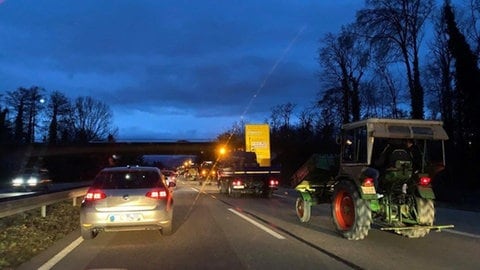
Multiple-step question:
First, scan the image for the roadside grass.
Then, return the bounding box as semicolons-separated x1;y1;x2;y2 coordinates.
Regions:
0;200;80;269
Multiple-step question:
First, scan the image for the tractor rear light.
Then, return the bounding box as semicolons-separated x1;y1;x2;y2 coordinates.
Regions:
146;189;167;199
362;177;374;187
85;189;107;201
419;176;431;186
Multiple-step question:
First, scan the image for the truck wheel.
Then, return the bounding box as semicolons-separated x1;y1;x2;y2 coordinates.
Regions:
332;180;371;240
262;189;273;199
227;185;239;198
218;182;226;194
295;197;311;223
396;197;434;238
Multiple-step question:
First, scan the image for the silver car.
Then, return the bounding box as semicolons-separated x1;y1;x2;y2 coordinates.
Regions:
80;166;175;240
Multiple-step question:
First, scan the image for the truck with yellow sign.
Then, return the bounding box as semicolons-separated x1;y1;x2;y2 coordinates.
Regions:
217;124;281;198
292;118;454;240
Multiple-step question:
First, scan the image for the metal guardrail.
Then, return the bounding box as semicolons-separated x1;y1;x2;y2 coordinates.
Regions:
0;187;88;218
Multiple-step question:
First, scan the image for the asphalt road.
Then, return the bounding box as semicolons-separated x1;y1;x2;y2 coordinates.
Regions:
17;179;480;270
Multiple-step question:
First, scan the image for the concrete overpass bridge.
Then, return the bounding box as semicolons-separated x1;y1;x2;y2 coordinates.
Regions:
8;140;222;164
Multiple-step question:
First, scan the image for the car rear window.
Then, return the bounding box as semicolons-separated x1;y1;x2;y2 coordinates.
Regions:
92;170;163;189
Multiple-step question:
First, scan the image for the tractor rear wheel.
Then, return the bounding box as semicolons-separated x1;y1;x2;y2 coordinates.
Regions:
332;180;371;240
396;197;434;238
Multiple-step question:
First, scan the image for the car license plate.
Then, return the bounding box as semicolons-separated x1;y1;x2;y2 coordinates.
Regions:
108;213;143;222
233;185;244;189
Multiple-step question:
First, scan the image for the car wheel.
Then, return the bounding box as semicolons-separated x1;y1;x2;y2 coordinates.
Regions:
81;227;97;240
161;209;174;236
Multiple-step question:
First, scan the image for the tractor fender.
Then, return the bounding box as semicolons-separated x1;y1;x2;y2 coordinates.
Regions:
417;185;435;199
297;190;314;203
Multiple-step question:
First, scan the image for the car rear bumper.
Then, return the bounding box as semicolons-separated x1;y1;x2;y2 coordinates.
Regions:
80;208;172;231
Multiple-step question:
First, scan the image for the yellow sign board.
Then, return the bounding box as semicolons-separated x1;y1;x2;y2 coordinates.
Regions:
245;124;271;166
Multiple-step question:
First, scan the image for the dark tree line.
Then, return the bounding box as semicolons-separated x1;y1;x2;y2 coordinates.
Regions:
0;86;117;145
0;86;117;183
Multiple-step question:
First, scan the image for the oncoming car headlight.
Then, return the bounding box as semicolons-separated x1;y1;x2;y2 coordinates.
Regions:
12;177;24;186
27;177;39;186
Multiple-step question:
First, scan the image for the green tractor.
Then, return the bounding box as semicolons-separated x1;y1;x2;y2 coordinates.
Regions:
293;118;454;240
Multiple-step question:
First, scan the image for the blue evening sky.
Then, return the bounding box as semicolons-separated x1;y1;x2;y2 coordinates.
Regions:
0;0;361;140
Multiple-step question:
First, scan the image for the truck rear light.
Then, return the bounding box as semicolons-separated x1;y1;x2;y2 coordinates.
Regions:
362;177;374;187
85;189;107;201
269;179;279;186
419;176;431;186
232;180;243;186
146;189;168;199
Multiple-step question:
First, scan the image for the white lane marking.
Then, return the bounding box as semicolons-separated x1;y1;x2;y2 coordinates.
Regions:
444;229;480;239
38;236;83;270
228;208;285;240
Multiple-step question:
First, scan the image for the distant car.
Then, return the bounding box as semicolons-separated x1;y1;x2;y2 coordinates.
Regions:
11;168;52;191
161;169;177;186
80;166;175;240
185;167;199;181
199;161;216;184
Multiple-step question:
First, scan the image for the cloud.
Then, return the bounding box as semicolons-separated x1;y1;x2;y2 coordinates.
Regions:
0;0;361;139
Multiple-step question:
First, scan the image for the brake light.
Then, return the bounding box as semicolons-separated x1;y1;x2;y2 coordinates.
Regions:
232;180;243;186
85;189;107;201
269;179;279;187
146;189;167;199
362;177;374;187
419;176;431;186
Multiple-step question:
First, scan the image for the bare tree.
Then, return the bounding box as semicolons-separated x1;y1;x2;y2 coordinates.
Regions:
71;96;116;142
318;25;370;123
356;0;435;119
216;120;246;151
5;86;45;143
461;0;480;56
46;91;73;145
270;102;295;129
424;4;455;124
316;87;343;130
298;106;315;135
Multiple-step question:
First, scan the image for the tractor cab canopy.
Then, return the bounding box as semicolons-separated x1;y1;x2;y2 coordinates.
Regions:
340;118;448;166
342;118;449;140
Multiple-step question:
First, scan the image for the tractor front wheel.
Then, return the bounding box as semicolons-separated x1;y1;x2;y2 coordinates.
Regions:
295;197;311;223
332;180;372;240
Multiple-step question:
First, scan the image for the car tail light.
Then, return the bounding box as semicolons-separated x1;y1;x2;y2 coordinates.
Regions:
85;189;107;201
269;179;279;187
232;179;243;186
362;177;374;187
146;189;168;199
419;176;431;186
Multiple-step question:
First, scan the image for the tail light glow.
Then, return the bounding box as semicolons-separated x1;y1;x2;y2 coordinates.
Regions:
269;179;279;187
85;189;107;201
362;177;374;187
419;176;431;186
146;189;168;199
232;179;243;186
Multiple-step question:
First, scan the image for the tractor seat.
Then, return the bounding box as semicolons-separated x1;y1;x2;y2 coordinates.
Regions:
384;149;413;182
